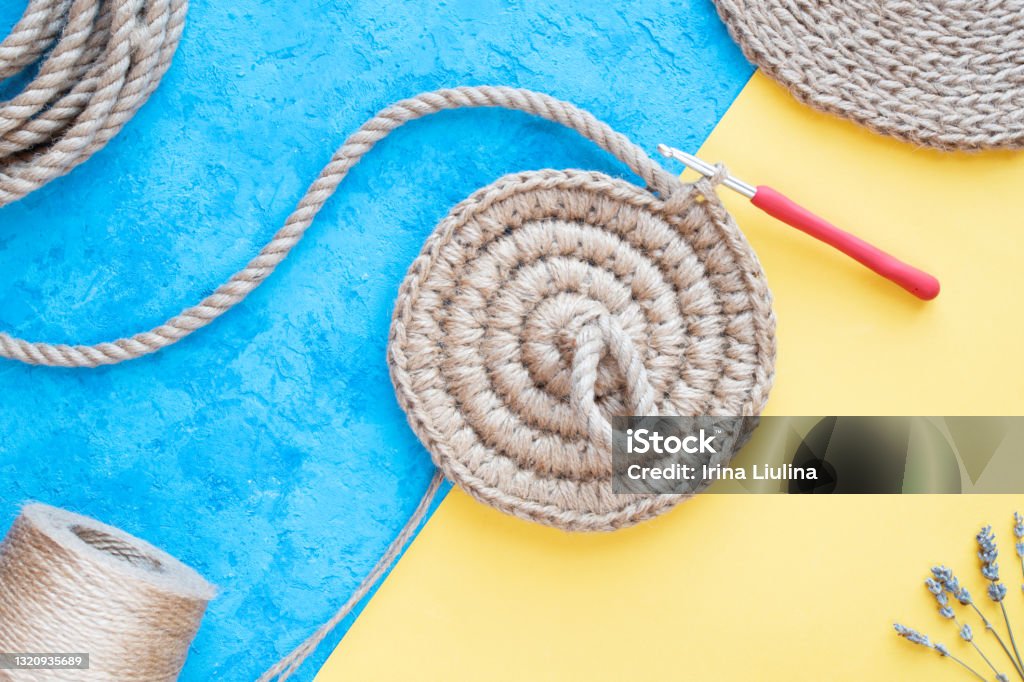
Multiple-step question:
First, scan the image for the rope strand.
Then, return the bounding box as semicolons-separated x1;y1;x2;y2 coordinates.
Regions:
258;471;444;682
0;85;678;368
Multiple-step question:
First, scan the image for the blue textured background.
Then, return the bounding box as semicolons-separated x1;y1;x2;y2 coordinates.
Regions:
0;2;752;680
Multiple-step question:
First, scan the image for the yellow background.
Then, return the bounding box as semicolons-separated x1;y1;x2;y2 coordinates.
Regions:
316;73;1024;680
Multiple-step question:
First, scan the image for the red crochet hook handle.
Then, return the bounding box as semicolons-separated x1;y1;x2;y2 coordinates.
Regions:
657;145;940;301
751;186;940;301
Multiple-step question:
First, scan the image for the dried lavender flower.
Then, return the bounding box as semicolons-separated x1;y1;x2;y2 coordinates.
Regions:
1016;512;1024;592
895;526;1024;680
989;583;1008;602
978;525;1005;586
977;525;1024;673
937;568;972;606
979;526;997;557
924;577;957;620
894;623;931;647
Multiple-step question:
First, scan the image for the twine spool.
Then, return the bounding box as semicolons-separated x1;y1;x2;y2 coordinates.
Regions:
0;504;213;681
713;0;1024;150
0;0;188;206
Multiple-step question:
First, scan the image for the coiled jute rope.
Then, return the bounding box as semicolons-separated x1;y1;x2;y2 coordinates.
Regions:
0;503;213;681
388;168;773;531
713;0;1024;150
0;0;187;206
0;85;775;678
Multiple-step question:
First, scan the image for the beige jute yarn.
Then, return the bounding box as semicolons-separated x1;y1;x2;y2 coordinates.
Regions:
388;168;775;532
0;0;187;207
0;503;213;681
713;0;1024;150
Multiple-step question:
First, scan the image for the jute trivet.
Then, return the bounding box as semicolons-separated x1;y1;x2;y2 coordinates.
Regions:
0;504;213;681
713;0;1024;150
0;0;187;207
389;169;774;531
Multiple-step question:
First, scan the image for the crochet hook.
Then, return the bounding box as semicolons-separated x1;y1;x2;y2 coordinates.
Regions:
656;144;940;301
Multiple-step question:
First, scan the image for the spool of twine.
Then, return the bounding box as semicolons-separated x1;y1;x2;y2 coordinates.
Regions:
0;0;188;206
0;503;214;681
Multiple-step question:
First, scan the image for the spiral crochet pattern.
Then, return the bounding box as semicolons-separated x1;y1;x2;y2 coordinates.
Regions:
388;169;775;531
713;0;1024;150
0;0;187;207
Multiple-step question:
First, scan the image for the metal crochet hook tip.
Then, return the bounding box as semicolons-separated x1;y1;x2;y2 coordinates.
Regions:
656;143;941;301
657;144;755;198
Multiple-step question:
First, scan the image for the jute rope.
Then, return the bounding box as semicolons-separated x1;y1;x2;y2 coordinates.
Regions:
713;0;1024;150
0;0;187;207
1;86;691;367
0;503;213;681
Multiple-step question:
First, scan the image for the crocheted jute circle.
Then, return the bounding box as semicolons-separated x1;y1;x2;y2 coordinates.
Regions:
388;169;776;532
713;0;1024;150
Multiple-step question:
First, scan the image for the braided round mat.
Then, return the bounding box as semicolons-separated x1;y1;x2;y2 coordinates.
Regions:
713;0;1024;150
388;169;776;532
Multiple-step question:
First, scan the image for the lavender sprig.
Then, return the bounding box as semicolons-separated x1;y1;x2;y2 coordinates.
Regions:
933;565;1024;679
979;526;1000;582
895;623;931;646
927;577;1009;679
978;526;1024;674
928;578;957;620
894;624;986;681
